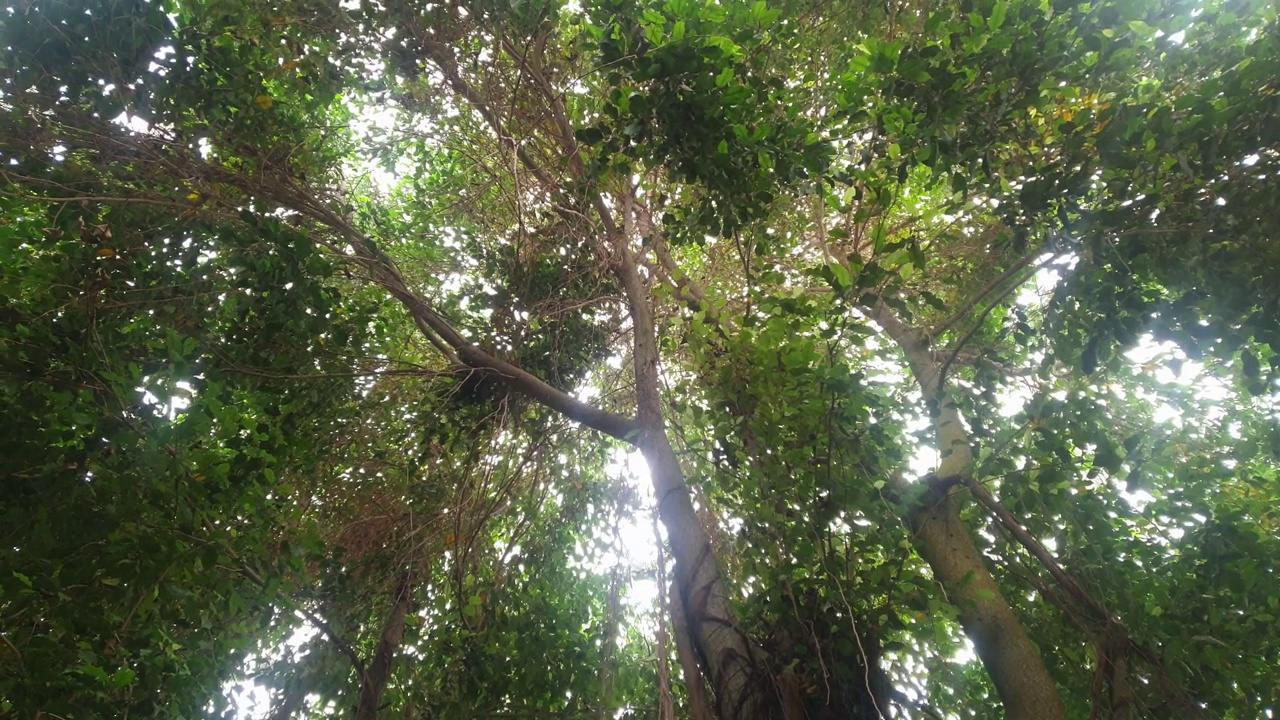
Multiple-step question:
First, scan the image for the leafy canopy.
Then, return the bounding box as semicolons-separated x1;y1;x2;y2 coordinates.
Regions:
2;0;1278;718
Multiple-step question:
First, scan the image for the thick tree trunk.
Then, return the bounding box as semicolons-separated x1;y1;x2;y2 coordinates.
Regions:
908;494;1066;720
872;305;1066;720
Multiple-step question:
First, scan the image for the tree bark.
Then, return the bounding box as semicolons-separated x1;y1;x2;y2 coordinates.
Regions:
670;573;717;720
641;429;772;719
871;304;1067;720
654;521;676;720
907;495;1066;719
615;245;775;720
386;30;773;718
355;571;414;720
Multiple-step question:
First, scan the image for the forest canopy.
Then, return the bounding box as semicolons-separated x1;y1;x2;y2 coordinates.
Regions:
1;0;1278;718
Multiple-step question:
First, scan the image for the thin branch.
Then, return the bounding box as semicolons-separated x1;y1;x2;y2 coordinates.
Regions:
0;190;192;210
222;366;443;382
368;247;638;441
0;633;26;677
965;479;1106;621
931;251;1044;340
642;206;734;337
210;523;369;684
934;253;1055;394
249;179;640;441
418;38;560;194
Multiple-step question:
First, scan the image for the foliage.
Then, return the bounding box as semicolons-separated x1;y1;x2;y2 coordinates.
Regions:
2;0;1279;718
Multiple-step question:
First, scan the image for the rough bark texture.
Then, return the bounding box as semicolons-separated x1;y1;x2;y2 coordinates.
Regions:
873;304;1067;720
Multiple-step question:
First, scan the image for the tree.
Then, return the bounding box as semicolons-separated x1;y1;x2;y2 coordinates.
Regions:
2;0;1278;718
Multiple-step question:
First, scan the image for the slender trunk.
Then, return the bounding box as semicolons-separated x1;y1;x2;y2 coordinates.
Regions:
598;566;621;720
654;519;675;720
670;577;716;720
616;247;774;720
355;571;414;720
872;305;1066;720
1108;648;1135;720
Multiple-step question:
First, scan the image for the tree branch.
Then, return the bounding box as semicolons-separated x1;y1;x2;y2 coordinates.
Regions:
934;253;1055;393
965;478;1209;720
355;570;415;720
931;252;1045;340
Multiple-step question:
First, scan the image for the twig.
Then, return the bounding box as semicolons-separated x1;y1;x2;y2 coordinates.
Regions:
934;253;1055;394
931;252;1043;340
0;633;26;677
965;478;1210;720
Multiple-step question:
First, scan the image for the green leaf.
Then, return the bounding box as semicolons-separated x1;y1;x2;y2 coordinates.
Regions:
1242;349;1260;378
111;668;137;687
988;0;1009;30
829;262;851;291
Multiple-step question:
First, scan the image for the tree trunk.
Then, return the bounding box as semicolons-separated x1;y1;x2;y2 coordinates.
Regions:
655;521;675;720
616;246;775;720
908;495;1066;719
640;431;773;719
670;580;716;720
355;571;414;720
354;39;774;716
872;304;1067;720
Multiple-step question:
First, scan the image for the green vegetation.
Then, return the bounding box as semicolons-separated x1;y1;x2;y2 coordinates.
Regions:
2;0;1278;717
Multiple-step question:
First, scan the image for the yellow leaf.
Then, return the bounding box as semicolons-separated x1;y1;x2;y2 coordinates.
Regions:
96;248;115;258
186;192;201;204
255;95;274;110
